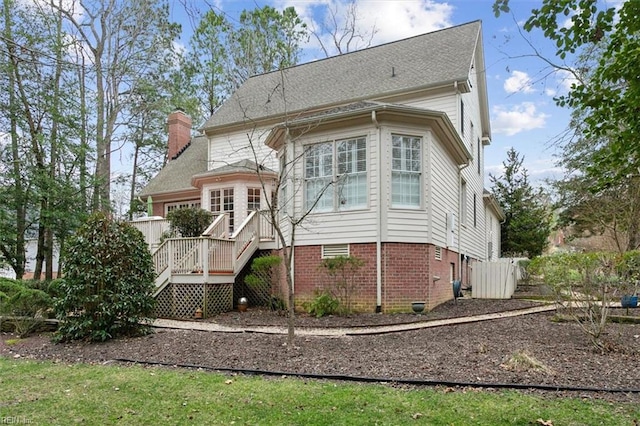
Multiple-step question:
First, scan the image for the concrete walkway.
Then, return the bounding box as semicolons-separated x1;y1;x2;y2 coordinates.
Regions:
152;304;557;337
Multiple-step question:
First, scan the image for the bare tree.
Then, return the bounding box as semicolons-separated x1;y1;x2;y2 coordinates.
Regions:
310;0;378;57
52;0;179;211
228;72;337;345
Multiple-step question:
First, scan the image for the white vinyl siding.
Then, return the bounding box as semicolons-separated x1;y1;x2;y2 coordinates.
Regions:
391;134;421;208
208;129;277;172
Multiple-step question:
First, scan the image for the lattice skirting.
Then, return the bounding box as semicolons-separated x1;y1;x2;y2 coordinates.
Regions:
154;282;233;319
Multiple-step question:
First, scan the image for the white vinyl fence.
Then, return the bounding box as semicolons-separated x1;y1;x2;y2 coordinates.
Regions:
471;260;518;299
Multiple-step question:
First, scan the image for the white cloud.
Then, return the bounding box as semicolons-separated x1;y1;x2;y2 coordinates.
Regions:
275;0;454;56
504;70;534;94
492;102;549;136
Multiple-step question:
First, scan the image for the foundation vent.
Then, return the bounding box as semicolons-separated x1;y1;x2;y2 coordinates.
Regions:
322;244;350;259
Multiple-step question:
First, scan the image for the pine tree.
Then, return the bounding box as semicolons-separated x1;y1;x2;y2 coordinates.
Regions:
490;148;551;257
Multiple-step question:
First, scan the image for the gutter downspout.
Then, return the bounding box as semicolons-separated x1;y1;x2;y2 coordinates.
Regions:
458;165;469;283
372;111;382;312
455;80;468;284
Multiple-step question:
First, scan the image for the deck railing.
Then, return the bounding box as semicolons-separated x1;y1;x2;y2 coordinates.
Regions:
232;211;260;273
145;210;277;289
259;210;275;241
202;214;229;238
130;217;170;249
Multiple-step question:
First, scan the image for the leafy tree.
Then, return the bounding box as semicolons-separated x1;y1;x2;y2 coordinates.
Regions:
187;10;230;116
54;212;156;342
490;148;551;257
226;6;308;89
493;0;640;189
52;0;181;211
0;0;86;279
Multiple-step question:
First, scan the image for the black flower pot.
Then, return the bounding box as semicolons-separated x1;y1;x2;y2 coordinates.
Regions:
412;301;425;313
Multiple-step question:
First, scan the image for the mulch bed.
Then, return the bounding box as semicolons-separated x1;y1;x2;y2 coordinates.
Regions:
2;295;639;404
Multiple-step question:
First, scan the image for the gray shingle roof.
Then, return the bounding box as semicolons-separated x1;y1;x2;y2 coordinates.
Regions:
139;134;208;197
203;21;481;131
191;159;276;179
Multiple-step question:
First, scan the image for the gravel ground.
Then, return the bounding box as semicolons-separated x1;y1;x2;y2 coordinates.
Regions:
2;296;639;403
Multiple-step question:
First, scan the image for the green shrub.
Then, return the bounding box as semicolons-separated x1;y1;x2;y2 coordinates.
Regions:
54;212;156;342
166;207;214;237
0;278;52;337
0;278;23;297
306;290;340;318
245;255;282;309
319;255;364;314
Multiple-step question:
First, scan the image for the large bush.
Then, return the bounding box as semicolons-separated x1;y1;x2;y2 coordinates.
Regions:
166;207;214;237
54;212;156;342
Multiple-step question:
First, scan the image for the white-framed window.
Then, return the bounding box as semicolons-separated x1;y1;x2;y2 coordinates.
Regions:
391;134;421;208
248;188;261;211
477;137;481;174
279;150;288;211
210;188;234;233
165;200;201;215
304;137;367;212
337;138;367;209
305;142;334;212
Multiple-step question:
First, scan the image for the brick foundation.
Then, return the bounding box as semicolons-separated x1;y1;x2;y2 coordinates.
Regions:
274;242;459;313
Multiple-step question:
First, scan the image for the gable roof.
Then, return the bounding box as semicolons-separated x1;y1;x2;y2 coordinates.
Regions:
203;21;483;132
139;134;208;197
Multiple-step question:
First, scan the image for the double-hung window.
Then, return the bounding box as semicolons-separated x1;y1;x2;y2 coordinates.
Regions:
391;134;421;208
337;138;367;209
248;188;261;211
305;142;334;212
304;137;367;212
211;188;234;233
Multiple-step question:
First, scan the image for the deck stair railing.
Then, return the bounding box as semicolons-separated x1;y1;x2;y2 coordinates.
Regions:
145;210;275;291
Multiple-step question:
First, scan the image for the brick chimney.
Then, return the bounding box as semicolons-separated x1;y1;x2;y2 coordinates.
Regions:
167;110;192;161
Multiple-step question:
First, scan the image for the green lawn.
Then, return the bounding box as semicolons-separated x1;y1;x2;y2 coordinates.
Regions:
0;357;637;425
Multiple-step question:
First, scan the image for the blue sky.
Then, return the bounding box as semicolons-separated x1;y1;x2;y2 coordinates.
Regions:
169;0;578;188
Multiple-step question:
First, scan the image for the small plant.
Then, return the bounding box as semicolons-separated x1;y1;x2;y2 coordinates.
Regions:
166;207;213;237
306;290;340;318
319;255;364;314
501;350;553;375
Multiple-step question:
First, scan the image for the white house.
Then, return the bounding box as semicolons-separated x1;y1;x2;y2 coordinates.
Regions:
140;20;504;316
